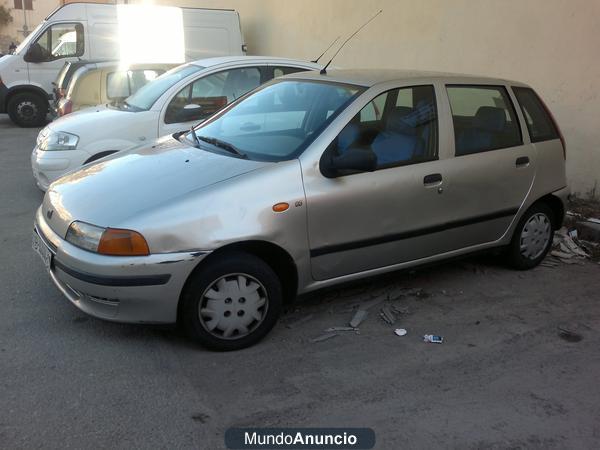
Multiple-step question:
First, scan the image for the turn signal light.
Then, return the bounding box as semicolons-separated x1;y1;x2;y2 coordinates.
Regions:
272;202;289;213
97;228;150;256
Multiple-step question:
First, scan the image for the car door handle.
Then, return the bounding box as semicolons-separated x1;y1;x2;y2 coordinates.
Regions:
516;156;530;167
423;173;443;186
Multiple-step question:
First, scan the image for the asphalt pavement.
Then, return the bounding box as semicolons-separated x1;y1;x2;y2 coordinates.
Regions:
1;114;599;449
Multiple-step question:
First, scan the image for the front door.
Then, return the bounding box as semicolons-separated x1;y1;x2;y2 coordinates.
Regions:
26;22;85;96
158;66;263;137
303;84;458;280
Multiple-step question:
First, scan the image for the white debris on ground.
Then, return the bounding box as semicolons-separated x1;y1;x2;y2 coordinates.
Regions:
549;227;591;265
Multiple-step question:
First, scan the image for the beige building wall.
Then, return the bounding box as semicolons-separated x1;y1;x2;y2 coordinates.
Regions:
2;0;598;196
160;0;600;198
0;0;60;46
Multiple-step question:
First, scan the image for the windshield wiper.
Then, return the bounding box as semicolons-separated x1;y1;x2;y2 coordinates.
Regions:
196;135;246;158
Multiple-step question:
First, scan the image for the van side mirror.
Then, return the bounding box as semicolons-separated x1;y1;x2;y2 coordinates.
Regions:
320;146;377;178
24;43;44;63
177;104;203;122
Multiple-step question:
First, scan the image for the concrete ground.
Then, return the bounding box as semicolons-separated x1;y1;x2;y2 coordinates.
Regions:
1;114;599;449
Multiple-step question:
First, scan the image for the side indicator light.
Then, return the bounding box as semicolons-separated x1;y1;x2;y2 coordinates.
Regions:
272;202;289;213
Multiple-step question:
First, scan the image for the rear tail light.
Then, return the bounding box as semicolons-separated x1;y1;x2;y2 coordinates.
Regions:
59;99;72;116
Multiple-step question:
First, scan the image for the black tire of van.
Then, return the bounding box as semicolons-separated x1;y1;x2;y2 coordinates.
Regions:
7;92;48;127
506;202;555;270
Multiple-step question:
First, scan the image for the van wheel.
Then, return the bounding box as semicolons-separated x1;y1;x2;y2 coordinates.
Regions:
7;92;48;127
507;202;555;270
181;252;282;351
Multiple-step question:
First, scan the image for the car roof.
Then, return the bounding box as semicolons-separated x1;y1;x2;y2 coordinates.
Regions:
188;55;321;70
279;69;530;88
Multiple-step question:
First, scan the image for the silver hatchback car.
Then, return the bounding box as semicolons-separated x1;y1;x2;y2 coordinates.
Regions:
33;70;568;350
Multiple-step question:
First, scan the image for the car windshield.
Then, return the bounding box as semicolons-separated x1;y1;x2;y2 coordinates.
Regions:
124;64;203;111
187;79;363;161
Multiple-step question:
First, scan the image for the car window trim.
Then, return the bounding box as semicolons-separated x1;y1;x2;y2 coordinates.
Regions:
446;83;524;157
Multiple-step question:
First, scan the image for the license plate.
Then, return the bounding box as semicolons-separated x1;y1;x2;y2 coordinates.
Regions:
32;231;52;272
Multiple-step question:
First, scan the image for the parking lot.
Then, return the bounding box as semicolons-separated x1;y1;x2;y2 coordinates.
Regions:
1;114;599;448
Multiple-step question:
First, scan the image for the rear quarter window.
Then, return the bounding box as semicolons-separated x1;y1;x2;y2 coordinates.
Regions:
512;87;559;143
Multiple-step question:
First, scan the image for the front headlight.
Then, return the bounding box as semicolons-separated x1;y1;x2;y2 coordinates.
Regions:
65;221;150;256
38;129;79;151
65;221;105;252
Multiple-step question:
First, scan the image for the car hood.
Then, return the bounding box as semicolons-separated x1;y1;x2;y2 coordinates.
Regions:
42;135;272;238
48;105;134;133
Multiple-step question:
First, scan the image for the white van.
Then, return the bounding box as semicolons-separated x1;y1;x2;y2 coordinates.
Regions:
0;3;245;127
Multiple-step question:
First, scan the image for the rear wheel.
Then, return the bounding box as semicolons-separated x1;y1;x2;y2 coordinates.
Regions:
507;202;555;270
7;92;48;127
181;252;282;351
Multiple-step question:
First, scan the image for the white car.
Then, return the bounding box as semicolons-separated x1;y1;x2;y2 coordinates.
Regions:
31;56;321;190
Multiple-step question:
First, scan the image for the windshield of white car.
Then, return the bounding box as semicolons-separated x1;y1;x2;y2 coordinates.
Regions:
124;64;203;111
187;79;363;162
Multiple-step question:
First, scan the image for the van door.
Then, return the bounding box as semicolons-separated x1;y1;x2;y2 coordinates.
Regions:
158;66;263;136
438;84;536;247
303;85;458;280
25;22;86;96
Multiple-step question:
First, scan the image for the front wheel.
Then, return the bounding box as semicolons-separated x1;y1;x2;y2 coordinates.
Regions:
7;92;48;127
506;202;555;270
181;252;282;351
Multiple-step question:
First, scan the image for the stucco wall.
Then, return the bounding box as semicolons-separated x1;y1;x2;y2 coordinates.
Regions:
159;0;600;197
6;0;599;196
0;0;60;48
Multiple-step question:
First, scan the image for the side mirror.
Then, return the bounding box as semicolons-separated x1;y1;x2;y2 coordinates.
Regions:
320;146;377;178
24;43;44;63
177;104;203;122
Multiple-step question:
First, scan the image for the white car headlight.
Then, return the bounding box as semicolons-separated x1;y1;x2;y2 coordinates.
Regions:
38;129;79;151
65;221;105;252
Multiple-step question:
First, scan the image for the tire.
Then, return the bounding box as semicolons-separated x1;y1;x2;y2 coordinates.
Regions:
181;252;282;351
506;202;555;270
7;92;48;127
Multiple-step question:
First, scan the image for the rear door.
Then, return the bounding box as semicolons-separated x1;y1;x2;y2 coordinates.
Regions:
438;84;535;246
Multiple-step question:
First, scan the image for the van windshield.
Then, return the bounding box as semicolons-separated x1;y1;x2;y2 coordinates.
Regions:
188;79;363;161
124;64;203;111
14;23;45;54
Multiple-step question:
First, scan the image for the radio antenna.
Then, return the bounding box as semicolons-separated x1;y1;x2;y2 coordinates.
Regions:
320;9;383;75
312;36;340;63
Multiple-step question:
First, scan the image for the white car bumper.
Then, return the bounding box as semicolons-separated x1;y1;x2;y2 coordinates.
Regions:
31;146;89;191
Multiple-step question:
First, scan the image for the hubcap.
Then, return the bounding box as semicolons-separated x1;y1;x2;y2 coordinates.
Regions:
520;213;551;260
198;273;268;340
16;101;38;120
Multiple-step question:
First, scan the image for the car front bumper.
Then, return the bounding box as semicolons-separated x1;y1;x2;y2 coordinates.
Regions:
31;146;90;191
34;207;208;324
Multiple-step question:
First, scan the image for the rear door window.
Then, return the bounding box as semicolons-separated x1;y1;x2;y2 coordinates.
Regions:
512;87;559;143
107;70;164;100
272;66;310;78
446;85;522;156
